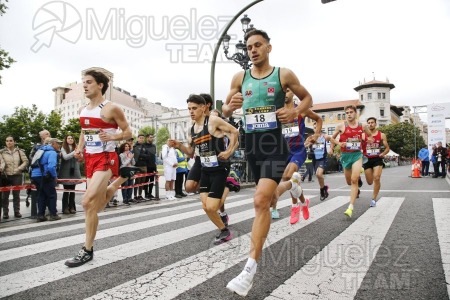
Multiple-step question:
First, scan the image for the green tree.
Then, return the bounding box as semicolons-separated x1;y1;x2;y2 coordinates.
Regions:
139;126;156;137
62;118;82;142
0;105;63;155
156;127;170;154
0;0;16;84
381;122;425;158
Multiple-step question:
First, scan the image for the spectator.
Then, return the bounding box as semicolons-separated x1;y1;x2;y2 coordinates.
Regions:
175;148;188;198
433;142;447;178
59;135;82;214
417;145;430;176
302;145;314;182
336;152;343;172
133;134;150;201
0;136;29;219
30;138;62;222
162;139;177;200
119;142;135;205
431;145;437;177
145;134;157;200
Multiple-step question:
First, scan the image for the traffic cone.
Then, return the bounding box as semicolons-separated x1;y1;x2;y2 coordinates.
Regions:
411;159;421;178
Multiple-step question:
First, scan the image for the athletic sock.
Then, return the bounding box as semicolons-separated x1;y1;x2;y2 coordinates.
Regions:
244;258;257;275
348;204;354;210
219;211;227;217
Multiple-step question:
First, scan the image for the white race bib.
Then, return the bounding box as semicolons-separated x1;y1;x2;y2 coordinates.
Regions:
346;138;361;150
367;148;380;156
245;105;277;132
200;151;219;168
282;123;299;137
83;130;102;147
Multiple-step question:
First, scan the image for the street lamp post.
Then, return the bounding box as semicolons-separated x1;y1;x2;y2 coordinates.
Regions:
222;14;254;70
210;0;264;102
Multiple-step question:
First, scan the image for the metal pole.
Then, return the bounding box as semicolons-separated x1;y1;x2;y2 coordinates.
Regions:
210;0;264;102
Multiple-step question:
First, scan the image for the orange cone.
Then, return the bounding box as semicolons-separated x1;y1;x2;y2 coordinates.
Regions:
411;159;421;178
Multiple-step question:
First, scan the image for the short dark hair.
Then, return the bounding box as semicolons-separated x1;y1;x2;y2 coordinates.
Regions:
367;117;377;123
199;93;213;110
344;105;357;112
244;28;271;43
147;134;154;138
138;134;145;138
84;70;109;95
186;94;206;105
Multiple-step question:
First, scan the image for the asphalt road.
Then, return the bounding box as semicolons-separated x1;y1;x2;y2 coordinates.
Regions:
0;165;449;299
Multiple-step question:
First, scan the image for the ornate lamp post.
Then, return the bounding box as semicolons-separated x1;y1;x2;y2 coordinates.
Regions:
222;14;254;70
210;0;264;102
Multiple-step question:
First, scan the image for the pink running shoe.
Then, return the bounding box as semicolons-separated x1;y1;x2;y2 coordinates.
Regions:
290;206;301;224
301;199;310;220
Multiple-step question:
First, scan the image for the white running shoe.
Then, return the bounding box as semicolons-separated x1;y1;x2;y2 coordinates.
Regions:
226;270;254;297
289;172;303;198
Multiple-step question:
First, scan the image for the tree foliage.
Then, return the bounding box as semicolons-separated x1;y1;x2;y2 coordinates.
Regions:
62;118;82;142
0;105;63;155
0;0;16;84
381;122;425;158
156;127;170;154
139;126;156;137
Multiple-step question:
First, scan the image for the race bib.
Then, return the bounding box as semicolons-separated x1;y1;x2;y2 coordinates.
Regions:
83;130;102;147
200;151;219;168
245;105;277;132
313;143;325;150
346;138;361;150
366;148;380;156
282;122;299;137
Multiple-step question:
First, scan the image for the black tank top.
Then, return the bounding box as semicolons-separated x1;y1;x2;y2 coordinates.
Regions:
191;116;226;171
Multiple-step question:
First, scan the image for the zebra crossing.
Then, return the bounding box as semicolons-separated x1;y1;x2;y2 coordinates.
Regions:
0;189;449;299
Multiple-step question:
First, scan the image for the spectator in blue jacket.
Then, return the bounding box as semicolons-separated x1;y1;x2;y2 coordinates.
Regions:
417;145;430;176
31;138;63;222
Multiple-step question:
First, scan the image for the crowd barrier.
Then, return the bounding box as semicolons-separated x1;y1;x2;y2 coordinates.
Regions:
0;172;159;217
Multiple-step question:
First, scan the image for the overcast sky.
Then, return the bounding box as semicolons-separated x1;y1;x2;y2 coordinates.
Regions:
1;0;450;127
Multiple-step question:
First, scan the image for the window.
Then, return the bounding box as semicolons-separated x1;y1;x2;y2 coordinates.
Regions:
382;93;386;99
368;93;372;100
378;92;381;99
321;115;325;121
327;127;335;135
342;113;346;120
360;94;363;101
380;109;385;117
337;114;341;120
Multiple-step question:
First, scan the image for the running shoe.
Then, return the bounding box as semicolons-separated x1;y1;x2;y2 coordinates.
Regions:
290;205;300;224
301;199;310;220
65;247;93;268
344;207;353;218
226;270;254;297
214;228;232;245
120;166;142;179
289;172;303;198
370;199;376;207
323;185;329;199
220;213;229;227
271;209;280;219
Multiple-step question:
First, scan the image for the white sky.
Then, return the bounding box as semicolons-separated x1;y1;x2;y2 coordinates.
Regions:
1;0;450;127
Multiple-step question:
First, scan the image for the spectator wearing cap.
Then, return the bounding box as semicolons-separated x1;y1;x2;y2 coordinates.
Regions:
0;136;29;219
30;137;63;222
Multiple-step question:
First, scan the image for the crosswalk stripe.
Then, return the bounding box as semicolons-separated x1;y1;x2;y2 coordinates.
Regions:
85;196;349;300
0;195;309;297
433;198;450;297
0;194;263;262
0;194;249;244
265;197;404;300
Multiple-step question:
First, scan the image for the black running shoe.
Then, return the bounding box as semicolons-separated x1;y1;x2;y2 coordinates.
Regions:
220;213;229;227
320;188;325;201
214;228;232;245
358;177;363;188
120;166;142;179
324;185;329;199
65;247;93;268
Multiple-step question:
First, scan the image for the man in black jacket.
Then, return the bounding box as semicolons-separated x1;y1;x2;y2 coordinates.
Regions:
145;134;157;199
133;134;150;201
433;142;447;178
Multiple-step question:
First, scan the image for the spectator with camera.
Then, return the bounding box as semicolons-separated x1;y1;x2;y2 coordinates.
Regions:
0;136;29;219
58;135;82;214
30;138;63;222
